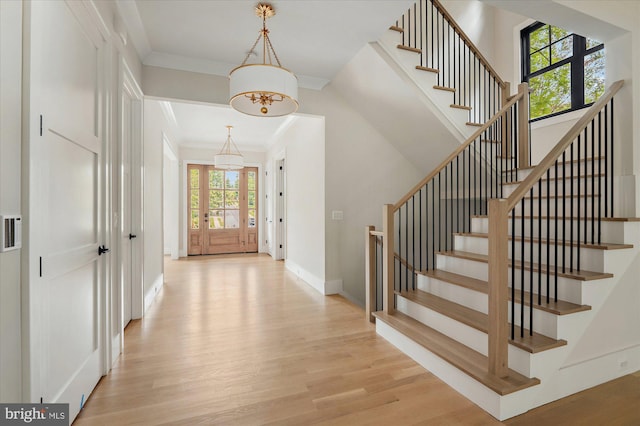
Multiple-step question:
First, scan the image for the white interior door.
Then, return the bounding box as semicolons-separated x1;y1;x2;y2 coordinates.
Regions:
28;1;105;421
121;88;133;328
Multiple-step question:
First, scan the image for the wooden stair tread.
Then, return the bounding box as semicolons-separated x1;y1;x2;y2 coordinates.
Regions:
454;232;633;250
481;214;639;222
503;173;606;186
372;311;540;395
450;104;472;110
417;269;591;315
396;290;567;353
521;194;601;200
418;269;486;293
416;65;439;73
434;85;456;92
397;44;421;54
389;25;404;33
466;122;483;127
438;250;613;281
505;156;605;172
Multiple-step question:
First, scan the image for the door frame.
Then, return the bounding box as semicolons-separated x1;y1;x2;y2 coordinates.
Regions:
181;160;265;257
110;56;144;367
163;136;179;260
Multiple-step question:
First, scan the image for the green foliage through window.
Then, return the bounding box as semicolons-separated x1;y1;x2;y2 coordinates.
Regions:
522;22;604;120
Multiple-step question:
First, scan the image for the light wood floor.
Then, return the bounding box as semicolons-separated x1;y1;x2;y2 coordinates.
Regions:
75;254;640;425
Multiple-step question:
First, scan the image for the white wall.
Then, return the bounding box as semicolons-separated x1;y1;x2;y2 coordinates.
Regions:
265;116;327;290
177;146;266;257
0;0;23;403
143;100;179;309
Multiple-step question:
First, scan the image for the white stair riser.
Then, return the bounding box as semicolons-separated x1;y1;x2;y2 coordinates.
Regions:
436;254;589;304
454;235;606;273
397;296;542;378
515;197;602;217
502;176;604;197
417;273;566;339
510;159;606;181
417;274;488;314
470;217;628;244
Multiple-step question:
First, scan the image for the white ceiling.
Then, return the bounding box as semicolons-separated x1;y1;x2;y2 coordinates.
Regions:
166;101;295;151
118;0;413;149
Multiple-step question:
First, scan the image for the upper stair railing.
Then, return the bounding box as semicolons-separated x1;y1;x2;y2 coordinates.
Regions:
487;80;624;377
365;83;530;320
392;0;507;123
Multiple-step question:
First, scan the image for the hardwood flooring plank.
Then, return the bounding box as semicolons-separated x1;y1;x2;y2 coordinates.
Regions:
73;254;640;425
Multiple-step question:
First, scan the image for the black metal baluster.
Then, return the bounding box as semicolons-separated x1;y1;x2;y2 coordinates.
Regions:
529;186;534;336
562;150;566;274
604;104;608;217
511;207;516;340
570;139;574;272
521;196;525;338
412;195;416;289
598;111;602;244
610;99;614;217
405;201;409;291
591;120;595;244
419;187;423;273
538;178;542;305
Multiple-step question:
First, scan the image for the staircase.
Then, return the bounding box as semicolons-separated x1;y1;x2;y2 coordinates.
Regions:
364;0;638;421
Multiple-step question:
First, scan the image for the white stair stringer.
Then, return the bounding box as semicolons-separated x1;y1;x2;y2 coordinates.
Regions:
376;29;475;140
375;319;539;421
376;218;640;419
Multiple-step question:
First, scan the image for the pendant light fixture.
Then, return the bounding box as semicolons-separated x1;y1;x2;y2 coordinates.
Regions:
229;3;298;117
214;125;244;170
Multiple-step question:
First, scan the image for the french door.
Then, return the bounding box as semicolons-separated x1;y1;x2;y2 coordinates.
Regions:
188;164;258;255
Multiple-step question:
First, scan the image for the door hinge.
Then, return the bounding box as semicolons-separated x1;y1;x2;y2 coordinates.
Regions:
40;397;43;404
279;192;283;196
279;244;283;248
39;257;42;277
39;115;43;136
279;218;282;222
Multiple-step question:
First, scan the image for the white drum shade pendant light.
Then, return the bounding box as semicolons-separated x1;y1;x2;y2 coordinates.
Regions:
214;126;244;170
229;3;298;117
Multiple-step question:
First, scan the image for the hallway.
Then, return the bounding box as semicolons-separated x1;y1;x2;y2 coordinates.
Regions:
74;255;640;425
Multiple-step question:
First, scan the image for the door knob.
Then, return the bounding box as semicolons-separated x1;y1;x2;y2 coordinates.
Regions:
129;233;137;240
98;245;110;255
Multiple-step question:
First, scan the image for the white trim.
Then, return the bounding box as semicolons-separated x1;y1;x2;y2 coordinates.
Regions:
143;273;164;313
113;0;151;59
285;259;340;295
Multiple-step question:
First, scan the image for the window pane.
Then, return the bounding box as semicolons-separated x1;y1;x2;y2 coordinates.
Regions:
550;26;569;43
248;171;256;191
209;190;224;209
529;64;571;119
225;171;239;189
530;49;550;73
190;210;199;229
225;190;239;208
248;210;256;228
190;169;199;188
248;191;256;209
551;37;572;64
190;190;199;209
530;25;549;53
587;38;602;50
210;210;224;229
225;210;240;229
210;170;224;189
585;50;605;104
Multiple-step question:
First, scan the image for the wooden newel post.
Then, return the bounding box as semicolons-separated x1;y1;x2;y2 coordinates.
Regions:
517;82;530;169
382;204;395;314
501;81;512;159
488;199;509;378
365;225;376;322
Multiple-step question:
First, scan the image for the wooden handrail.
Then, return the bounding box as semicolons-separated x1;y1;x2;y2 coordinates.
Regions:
393;85;526;211
431;0;506;88
506;80;624;210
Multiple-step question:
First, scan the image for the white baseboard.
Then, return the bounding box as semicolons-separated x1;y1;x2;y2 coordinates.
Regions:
144;273;164;313
285;259;341;295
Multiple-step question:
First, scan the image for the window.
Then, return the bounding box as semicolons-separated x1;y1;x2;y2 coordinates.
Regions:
521;22;604;121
